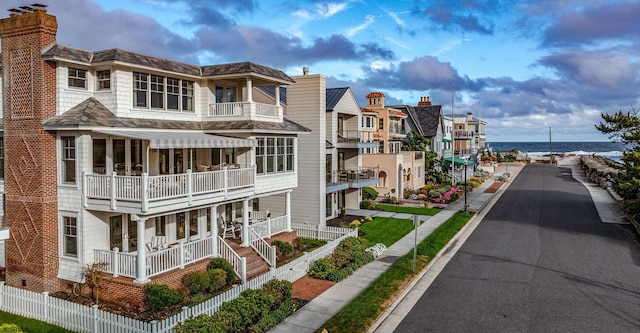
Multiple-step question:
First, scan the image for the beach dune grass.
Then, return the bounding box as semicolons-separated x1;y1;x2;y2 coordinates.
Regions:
318;211;473;333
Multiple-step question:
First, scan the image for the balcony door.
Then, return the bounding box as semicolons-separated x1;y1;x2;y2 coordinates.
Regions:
109;215;123;251
113;139;143;176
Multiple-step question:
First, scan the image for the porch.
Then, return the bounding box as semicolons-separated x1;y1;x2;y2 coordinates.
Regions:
83;166;255;214
94;214;291;284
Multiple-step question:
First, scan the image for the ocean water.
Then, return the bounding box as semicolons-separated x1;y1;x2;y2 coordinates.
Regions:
488;141;626;162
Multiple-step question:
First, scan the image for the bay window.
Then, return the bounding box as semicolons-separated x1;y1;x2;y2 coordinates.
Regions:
255;137;295;175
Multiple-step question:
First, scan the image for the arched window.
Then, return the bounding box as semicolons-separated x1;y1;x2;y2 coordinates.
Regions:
378;171;387;187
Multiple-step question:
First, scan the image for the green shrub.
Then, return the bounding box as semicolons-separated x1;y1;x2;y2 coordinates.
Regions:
353;250;374;266
329;237;370;269
262;279;292;304
144;284;182;311
182;270;210;295
273;240;294;257
360;199;375;209
248;299;297;333
207;269;227;293
207;258;236;285
327;266;353;282
309;258;335;279
175;314;224;333
0;324;23;332
362;187;378;200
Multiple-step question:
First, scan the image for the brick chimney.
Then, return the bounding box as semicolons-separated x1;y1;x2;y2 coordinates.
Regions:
418;96;432;106
0;6;60;292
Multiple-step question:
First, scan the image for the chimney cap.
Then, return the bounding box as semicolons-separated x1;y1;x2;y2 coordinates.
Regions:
303;66;309;75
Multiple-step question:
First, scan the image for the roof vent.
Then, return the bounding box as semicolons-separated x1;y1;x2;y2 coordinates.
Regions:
303;66;309;75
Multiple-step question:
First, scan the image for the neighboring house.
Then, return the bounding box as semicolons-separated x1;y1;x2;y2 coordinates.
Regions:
261;72;378;225
467;112;488;152
0;9;309;303
361;92;425;200
391;96;445;159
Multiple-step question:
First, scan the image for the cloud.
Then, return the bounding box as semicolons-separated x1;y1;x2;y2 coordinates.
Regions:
196;26;395;67
542;1;640;46
413;0;498;34
382;7;406;27
346;15;375;37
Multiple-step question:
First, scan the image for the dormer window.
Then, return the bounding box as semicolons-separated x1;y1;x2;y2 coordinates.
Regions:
97;70;111;90
133;72;194;112
68;68;87;89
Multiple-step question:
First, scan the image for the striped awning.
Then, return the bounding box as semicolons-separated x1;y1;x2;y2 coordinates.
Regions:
94;130;257;149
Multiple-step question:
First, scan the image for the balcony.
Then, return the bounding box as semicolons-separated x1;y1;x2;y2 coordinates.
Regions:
83;167;255;215
208;102;283;122
389;124;407;138
336;130;379;149
454;130;475;140
326;167;379;192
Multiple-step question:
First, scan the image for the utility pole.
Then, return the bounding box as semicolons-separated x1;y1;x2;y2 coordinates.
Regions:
451;83;455;186
549;127;553;164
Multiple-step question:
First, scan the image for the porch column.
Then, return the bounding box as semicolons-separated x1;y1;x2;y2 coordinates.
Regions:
241;199;250;247
246;77;253;103
134;217;150;284
211;204;219;257
285;190;292;231
274;84;280;106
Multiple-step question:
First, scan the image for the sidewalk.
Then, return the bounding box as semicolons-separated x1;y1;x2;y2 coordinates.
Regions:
270;163;526;333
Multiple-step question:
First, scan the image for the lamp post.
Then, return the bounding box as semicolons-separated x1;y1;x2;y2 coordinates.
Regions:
463;159;468;213
451;83;455;186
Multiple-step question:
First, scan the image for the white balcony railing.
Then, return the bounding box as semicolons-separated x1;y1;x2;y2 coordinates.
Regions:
83;167;255;213
208;102;281;120
454;130;475;139
94;236;216;279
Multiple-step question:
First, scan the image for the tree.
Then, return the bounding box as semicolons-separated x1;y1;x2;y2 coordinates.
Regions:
83;262;109;304
402;130;446;183
595;108;640;221
402;130;430;152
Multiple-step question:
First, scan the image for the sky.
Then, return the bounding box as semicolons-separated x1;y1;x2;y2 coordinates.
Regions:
6;0;640;142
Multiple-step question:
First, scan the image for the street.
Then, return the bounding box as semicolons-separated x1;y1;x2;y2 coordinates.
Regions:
394;163;640;332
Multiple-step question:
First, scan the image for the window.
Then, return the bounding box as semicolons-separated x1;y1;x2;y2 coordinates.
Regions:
150;75;164;109
62;136;76;183
176;212;186;239
134;72;148;107
379;118;384;130
167;78;180;110
92;139;106;174
63;216;78;257
0;137;4;179
134;72;194;111
97;70;110;90
189;210;198;238
182;81;194;111
155;216;166;236
68;68;87;88
128;219;137;252
256;137;295;175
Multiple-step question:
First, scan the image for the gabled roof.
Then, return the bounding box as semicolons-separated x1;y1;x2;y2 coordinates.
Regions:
42;44;294;82
326;87;349;111
391;104;442;138
42;97;310;133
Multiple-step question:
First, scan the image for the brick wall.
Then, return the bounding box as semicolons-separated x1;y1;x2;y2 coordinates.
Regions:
0;10;61;293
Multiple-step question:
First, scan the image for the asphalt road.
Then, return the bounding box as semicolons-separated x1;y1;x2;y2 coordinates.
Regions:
394;163;640;333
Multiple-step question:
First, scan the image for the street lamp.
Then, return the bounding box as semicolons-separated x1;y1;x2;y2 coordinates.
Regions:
463;159;468;213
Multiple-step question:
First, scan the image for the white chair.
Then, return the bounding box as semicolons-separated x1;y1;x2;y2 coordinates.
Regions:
219;217;235;239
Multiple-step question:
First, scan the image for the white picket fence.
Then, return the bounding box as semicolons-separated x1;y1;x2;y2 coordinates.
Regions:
0;225;357;333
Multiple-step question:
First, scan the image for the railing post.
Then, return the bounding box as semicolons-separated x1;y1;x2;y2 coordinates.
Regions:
113;247;120;278
110;171;117;210
141;173;149;213
0;281;4;309
187;169;193;206
267;217;272;238
151;320;158;333
270;245;276;267
179;242;185;269
92;304;99;333
241;257;247;284
43;291;49;321
223;167;228;198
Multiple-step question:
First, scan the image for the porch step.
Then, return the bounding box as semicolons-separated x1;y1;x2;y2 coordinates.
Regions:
224;240;271;281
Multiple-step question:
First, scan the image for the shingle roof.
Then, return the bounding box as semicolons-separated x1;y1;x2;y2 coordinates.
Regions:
42;44;294;82
391;104;442;137
41;97;310;133
326;87;349;111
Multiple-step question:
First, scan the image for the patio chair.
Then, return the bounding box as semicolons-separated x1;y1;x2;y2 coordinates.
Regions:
219;217;235;239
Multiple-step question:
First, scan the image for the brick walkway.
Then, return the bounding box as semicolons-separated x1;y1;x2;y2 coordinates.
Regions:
484;181;503;193
292;276;336;301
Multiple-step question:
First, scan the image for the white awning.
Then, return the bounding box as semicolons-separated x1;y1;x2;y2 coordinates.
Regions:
94;130;257;149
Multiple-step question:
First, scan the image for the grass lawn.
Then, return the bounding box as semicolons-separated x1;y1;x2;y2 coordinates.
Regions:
375;203;440;216
0;310;72;332
318;211;474;333
360;217;418;247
